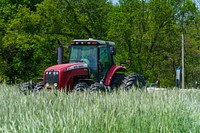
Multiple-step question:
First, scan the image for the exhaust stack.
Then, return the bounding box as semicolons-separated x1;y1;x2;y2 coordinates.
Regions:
57;41;63;64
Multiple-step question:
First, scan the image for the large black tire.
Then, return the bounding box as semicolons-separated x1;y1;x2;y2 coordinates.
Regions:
73;82;89;92
89;83;108;92
110;73;125;89
122;74;146;90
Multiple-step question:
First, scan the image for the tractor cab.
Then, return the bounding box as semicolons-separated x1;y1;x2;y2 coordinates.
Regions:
68;38;116;82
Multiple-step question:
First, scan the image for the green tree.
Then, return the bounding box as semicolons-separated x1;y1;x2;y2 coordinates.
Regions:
2;6;44;83
108;0;198;87
1;0;113;83
0;0;17;82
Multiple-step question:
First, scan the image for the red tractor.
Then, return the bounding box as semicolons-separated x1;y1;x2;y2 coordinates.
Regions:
21;38;146;93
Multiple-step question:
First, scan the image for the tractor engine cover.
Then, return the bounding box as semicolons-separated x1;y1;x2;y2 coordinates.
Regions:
43;62;89;90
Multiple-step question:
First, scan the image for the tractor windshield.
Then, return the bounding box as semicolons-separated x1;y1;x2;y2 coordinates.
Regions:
69;45;98;79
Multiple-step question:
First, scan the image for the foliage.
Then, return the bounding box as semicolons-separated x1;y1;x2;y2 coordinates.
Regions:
107;0;199;87
0;0;200;87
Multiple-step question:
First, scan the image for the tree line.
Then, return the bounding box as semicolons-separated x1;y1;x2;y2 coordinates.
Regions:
0;0;200;87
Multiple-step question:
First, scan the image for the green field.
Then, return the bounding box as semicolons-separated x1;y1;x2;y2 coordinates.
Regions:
0;84;200;132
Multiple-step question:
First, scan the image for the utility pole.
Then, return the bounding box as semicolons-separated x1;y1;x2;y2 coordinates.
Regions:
182;33;184;89
181;0;185;89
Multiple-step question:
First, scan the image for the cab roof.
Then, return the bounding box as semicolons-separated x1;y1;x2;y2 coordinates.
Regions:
70;38;115;46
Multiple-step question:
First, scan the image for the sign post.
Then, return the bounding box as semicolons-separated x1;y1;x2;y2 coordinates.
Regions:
176;66;182;89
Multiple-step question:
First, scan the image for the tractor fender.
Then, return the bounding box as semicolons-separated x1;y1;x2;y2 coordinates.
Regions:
104;65;126;86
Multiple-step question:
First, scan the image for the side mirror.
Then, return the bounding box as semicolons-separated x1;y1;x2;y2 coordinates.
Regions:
110;47;116;55
63;46;70;49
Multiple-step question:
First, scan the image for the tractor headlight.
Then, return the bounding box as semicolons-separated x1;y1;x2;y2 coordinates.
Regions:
53;83;58;87
45;83;50;87
53;71;59;75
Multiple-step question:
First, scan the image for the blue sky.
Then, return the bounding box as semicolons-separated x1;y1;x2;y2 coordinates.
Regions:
111;0;200;7
112;0;118;4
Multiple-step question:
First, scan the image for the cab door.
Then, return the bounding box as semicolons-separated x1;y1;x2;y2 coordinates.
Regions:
99;46;112;81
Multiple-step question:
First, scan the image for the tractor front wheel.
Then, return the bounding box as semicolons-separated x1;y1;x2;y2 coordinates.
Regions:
73;82;89;92
122;74;146;90
89;83;109;92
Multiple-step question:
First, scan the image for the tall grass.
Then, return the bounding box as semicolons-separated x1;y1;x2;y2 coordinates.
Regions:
0;84;200;132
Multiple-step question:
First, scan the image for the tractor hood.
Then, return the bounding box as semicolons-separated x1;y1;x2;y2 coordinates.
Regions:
45;62;88;72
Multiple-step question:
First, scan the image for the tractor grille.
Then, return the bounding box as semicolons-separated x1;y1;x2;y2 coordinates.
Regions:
44;71;59;83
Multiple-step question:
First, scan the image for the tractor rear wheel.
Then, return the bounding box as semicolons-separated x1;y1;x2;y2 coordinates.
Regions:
73;82;89;92
110;73;125;90
122;74;146;90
